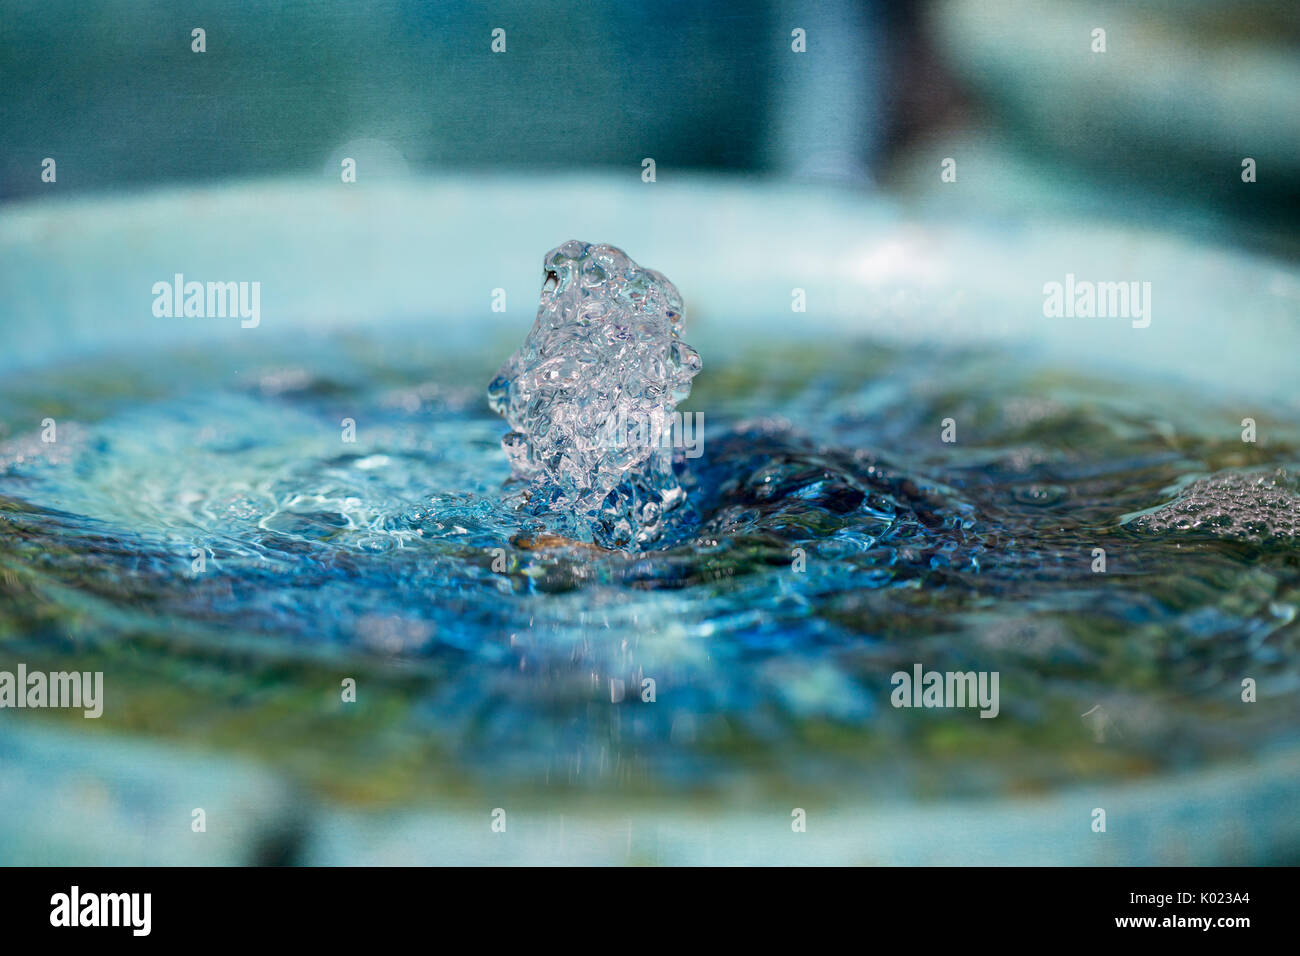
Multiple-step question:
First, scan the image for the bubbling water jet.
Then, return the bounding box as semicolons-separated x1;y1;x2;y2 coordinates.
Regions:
487;241;702;550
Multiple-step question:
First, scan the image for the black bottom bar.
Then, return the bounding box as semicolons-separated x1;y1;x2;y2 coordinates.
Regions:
0;866;1283;942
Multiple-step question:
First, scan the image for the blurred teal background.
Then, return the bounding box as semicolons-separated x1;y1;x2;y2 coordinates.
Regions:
3;0;1298;252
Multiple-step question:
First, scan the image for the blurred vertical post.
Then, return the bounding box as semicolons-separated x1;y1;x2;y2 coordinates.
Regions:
765;0;886;184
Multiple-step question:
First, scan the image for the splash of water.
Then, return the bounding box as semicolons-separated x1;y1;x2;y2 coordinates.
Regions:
487;241;701;549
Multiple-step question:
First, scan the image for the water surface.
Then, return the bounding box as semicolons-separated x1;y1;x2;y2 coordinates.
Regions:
1;328;1297;810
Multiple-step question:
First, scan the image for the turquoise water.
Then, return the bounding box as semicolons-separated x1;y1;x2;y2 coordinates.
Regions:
2;327;1297;812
